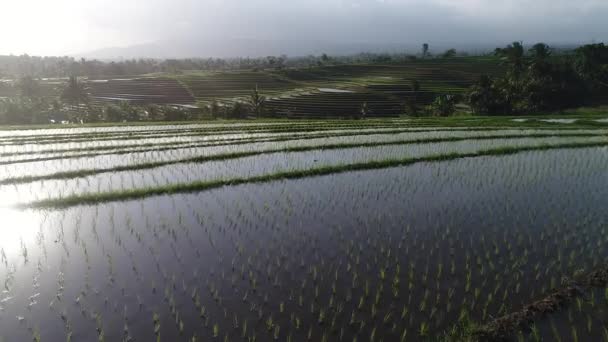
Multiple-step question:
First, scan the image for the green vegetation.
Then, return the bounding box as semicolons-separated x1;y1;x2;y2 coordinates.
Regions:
22;140;608;208
2;112;608;341
1;42;606;124
2;130;604;183
467;42;608;115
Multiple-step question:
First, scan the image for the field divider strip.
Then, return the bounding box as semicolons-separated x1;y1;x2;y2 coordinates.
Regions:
20;140;608;209
471;264;608;341
2;133;605;185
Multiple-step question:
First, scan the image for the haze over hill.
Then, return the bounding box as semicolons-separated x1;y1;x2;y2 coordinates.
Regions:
1;0;606;58
78;39;509;60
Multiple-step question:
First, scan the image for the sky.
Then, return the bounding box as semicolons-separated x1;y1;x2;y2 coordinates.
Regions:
1;0;607;57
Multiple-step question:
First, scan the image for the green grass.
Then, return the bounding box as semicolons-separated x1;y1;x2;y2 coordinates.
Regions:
23;140;608;209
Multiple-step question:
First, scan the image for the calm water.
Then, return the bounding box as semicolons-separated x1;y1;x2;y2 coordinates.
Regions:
1;147;607;341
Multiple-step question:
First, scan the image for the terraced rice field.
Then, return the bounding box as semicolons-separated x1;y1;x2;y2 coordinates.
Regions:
1;118;608;341
2;58;504;118
177;58;504;117
87;78;195;107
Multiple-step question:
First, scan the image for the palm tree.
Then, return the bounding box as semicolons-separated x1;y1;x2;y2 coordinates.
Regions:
248;85;266;117
359;102;369;119
530;43;551;62
574;43;608;86
61;76;89;109
408;80;421;116
495;42;525;77
61;76;90;122
422;44;430;58
17;76;41;99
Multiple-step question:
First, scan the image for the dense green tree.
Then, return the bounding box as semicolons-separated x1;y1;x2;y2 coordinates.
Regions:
468;42;595;115
118;101;140;121
467;75;511;115
145;104;164;121
442;49;457;58
228;102;248;119
422;44;430;58
164;106;190;121
495;42;525;77
0;98;48;124
529;43;551;62
522;60;587;112
574;43;608;87
16;76;41;98
103;104;125;122
209;99;221;118
61;76;89;109
428;95;458;117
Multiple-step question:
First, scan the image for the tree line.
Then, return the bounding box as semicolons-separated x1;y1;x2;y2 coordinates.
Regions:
466;42;608;115
400;42;608;117
0;77;267;124
0;47;466;79
0;42;606;124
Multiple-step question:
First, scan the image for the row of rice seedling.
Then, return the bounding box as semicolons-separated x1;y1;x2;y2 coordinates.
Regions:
0;127;487;165
86;78;195;107
0;123;409;147
2;129;597;168
2;122;422;154
1;129;606;186
0;120;351;138
1;146;606;341
179;71;300;102
4;126;468;165
0;120;424;146
5;116;605;150
2;123;545;161
265;91;405;118
3;116;602;153
6;136;607;209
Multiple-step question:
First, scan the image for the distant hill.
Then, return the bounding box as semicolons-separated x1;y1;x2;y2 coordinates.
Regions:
76;39;499;60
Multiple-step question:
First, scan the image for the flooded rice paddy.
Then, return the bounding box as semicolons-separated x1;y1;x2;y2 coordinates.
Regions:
0;119;607;341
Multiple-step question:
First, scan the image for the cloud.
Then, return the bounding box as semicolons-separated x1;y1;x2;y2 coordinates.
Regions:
0;0;606;56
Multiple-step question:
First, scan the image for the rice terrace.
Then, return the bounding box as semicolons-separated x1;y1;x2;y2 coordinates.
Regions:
2;0;608;341
1;113;608;341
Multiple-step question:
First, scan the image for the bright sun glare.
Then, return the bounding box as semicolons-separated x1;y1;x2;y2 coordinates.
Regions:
1;0;97;55
0;208;40;258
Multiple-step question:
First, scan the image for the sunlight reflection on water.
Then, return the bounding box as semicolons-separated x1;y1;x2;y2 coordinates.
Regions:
0;208;42;259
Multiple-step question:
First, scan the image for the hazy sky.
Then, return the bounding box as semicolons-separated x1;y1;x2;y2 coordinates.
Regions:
1;0;607;56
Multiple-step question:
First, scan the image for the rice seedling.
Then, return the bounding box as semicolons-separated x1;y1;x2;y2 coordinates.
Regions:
1;119;608;341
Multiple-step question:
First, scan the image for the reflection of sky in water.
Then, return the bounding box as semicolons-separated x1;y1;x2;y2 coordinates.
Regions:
0;148;606;341
1;135;606;207
0;208;42;259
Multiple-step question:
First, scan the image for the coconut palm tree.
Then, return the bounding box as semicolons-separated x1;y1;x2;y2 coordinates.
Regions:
61;76;91;122
248;85;266;117
495;42;525;77
530;43;551;62
61;76;89;109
